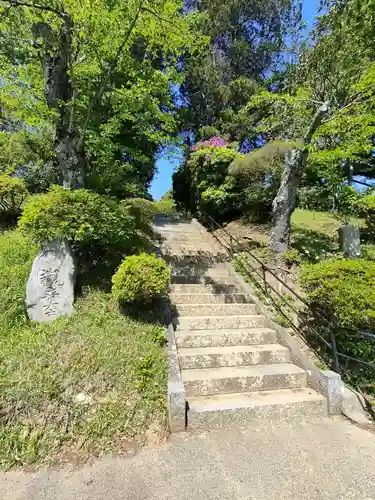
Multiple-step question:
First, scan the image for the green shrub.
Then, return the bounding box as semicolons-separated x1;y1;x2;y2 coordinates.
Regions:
112;253;170;304
355;195;375;237
301;258;375;390
122;197;155;235
362;244;375;261
173;141;280;223
0;230;38;329
19;186;136;252
0;174;28;224
282;248;302;267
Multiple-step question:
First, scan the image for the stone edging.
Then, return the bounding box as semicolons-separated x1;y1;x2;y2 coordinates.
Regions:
155;243;186;433
166;322;186;432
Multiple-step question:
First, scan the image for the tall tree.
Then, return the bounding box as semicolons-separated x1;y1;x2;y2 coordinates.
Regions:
0;0;202;190
181;0;303;135
219;0;375;252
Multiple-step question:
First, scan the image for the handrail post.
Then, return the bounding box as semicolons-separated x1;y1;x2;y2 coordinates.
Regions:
262;264;268;296
330;328;340;373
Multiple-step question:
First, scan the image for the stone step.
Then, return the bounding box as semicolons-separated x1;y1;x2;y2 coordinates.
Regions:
155;224;197;231
179;344;290;369
170;275;237;285
171;261;230;269
176;328;277;348
174;303;257;317
164;251;228;260
175;314;267;331
170;283;240;294
161;234;211;241
187;388;327;429
164;243;219;252
170;293;251;304
157;227;198;232
170;265;232;278
182;364;307;396
164;255;226;266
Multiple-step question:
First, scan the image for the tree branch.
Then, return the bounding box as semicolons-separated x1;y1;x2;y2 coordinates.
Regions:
303;101;329;144
0;0;65;18
77;0;145;151
321;94;363;125
140;6;183;32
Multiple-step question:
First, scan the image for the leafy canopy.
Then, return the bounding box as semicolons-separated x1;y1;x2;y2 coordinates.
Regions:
0;0;206;196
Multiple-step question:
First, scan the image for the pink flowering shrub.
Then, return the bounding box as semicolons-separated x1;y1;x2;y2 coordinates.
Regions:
192;136;228;151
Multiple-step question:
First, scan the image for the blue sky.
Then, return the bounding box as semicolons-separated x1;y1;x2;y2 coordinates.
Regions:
150;0;321;200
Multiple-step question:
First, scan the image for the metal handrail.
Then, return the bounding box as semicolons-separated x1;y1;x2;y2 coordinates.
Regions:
204;215;375;376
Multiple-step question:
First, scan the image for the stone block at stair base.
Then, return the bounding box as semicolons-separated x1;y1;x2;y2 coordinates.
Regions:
319;370;343;415
169;381;186;432
187;389;327;429
25;239;76;323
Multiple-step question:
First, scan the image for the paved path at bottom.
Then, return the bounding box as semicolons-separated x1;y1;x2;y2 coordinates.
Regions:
2;418;375;500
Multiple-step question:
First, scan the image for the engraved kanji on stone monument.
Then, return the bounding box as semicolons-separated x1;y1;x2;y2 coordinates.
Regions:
39;267;64;317
25;240;76;322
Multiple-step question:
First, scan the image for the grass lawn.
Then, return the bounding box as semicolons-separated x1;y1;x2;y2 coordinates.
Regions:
292;209;344;235
220;209;371;263
0;230;167;469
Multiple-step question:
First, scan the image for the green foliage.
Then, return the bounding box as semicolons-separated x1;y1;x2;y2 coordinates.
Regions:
153;198;177;216
149;326;166;347
19;186;135;252
302;258;375;389
0;0;205;194
229;141;297;179
301;257;375;330
354;195;375;237
112;253;170;304
181;1;303;134
0;230;38;330
135;353;164;396
362;244;375;261
282;248;301;267
0;174;28;223
0;128;56;192
174;140;280;222
121;196;177;231
183;144;241;219
122;197;155;236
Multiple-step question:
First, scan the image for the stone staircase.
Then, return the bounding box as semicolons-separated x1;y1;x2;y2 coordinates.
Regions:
155;216;327;430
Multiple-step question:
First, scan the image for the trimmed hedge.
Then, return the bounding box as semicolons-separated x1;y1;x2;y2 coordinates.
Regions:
301;258;375;390
112;253;170;304
19;186;135;252
355;195;375;237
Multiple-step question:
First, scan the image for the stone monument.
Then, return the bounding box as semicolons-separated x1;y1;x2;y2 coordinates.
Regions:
338;224;361;258
25;239;76;322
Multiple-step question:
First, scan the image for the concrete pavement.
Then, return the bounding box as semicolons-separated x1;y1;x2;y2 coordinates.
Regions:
2;417;375;500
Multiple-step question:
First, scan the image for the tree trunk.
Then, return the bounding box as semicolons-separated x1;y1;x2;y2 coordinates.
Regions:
54;126;85;189
269;149;306;253
33;15;85;189
269;102;329;253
